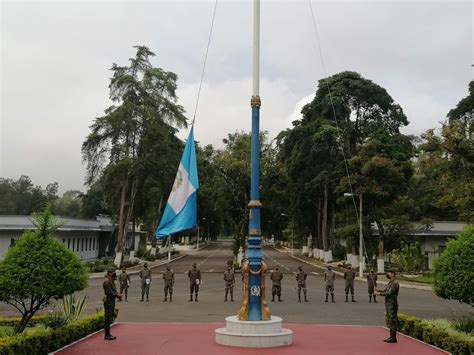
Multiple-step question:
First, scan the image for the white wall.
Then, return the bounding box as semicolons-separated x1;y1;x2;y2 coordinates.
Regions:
57;235;99;260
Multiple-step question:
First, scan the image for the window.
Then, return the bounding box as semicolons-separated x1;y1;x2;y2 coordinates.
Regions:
81;238;84;252
68;238;71;249
10;238;17;248
93;238;96;250
89;238;92;250
72;239;75;251
63;238;65;244
439;245;447;254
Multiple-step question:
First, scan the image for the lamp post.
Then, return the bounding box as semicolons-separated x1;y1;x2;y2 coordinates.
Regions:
344;192;363;278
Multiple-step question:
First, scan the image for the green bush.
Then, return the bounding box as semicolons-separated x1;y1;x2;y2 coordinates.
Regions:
42;313;68;330
389;241;427;273
332;243;346;262
397;313;474;355
0;315;48;328
452;314;474;335
433;227;474;305
0;311;105;355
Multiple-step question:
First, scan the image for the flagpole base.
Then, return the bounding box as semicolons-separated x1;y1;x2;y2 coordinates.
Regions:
215;316;292;348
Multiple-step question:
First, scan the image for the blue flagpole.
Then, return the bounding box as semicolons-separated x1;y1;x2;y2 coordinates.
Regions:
247;0;264;321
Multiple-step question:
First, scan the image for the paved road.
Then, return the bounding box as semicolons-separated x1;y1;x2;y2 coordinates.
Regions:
1;241;471;325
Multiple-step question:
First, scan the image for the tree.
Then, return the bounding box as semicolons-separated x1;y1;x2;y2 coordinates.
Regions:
433;227;474;305
0;206;88;333
53;190;83;217
82;46;187;253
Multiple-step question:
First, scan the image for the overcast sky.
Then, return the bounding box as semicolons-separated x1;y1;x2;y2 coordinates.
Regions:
1;0;472;193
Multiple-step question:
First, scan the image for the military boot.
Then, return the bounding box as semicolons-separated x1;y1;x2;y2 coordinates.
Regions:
195;294;199;302
304;295;308;302
189;294;193;302
352;295;356;302
331;293;335;303
325;293;328;302
170;295;173;302
278;296;282;302
384;331;397;343
369;295;372;303
345;295;348;302
373;295;377;303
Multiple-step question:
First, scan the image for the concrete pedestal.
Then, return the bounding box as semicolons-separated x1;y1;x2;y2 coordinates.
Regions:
215;316;292;348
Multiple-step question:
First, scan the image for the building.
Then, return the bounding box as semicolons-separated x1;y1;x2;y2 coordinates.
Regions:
0;215;148;261
409;221;468;269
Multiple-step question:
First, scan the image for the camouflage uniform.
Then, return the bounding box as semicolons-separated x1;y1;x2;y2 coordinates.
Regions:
324;269;336;302
188;265;201;301
344;268;356;302
163;269;174;302
296;268;308;302
271;268;283;302
139;266;152;302
224;269;235;302
118;271;130;301
379;278;400;340
367;272;378;303
103;273;119;339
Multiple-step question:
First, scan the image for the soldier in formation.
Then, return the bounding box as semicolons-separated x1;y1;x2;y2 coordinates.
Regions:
224;266;235;302
188;263;201;302
344;265;356;302
139;262;152;302
324;265;336;302
295;266;308;302
103;268;122;340
270;266;283;302
117;267;130;302
367;270;378;303
375;269;400;343
163;266;174;302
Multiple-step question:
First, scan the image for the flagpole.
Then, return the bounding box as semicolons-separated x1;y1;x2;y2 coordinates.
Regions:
168;235;171;261
246;0;266;321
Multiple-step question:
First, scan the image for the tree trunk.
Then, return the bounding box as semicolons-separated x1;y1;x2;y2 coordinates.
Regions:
317;198;322;249
322;184;328;252
117;183;127;253
330;202;335;249
375;220;385;259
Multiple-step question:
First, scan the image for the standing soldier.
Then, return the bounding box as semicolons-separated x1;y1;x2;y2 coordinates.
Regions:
344;265;356;302
103;268;122;340
188;263;201;302
324;265;336;302
139;263;152;302
224;266;235;302
367;270;378;303
375;269;400;343
296;266;308;302
118;267;130;302
163;266;174;302
270;266;283;302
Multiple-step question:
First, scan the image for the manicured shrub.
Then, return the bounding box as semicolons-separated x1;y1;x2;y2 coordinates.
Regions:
0;311;105;355
397;313;474;355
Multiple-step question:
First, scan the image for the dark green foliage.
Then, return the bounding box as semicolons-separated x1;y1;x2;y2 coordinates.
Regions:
331;243;346;262
0;311;105;355
389;242;427;273
0;207;88;333
433;227;474;305
397;313;474;355
452;314;474;335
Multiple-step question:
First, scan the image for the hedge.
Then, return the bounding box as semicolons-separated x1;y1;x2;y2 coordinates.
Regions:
0;311;105;355
397;313;474;355
0;315;49;328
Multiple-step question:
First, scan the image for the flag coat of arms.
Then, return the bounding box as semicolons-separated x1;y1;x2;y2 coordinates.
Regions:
156;127;199;238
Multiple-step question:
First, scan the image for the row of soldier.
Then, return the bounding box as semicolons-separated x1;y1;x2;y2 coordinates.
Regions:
115;263;379;304
103;263;399;343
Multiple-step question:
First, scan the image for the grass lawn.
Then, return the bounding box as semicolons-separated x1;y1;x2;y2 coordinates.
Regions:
398;274;434;284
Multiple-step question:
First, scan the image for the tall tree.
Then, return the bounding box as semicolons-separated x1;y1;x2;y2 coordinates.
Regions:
82;46;187;253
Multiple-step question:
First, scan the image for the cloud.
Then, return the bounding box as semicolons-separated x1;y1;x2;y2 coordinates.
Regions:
0;0;471;193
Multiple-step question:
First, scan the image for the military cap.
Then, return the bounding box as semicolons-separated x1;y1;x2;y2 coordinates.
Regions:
107;267;116;274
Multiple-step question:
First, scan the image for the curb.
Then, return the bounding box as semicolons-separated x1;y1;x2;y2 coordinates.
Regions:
88;254;188;279
273;247;432;291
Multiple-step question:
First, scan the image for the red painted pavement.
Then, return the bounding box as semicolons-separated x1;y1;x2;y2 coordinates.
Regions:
55;323;448;355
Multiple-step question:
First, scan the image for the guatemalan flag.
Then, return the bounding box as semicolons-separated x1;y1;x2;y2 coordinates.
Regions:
155;127;199;238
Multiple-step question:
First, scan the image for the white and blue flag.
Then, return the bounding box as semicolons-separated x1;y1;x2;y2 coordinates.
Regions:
155;127;199;238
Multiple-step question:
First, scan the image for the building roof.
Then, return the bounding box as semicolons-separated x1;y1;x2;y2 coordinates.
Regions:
372;221;468;237
0;215;114;232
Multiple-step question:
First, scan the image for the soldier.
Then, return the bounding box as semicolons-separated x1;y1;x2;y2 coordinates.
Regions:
224;266;235;302
103;268;122;340
139;262;152;302
118;267;130;302
188;263;201;302
270;266;283;302
344;265;356;302
324;265;336;302
375;269;400;343
296;266;308;302
367;270;378;303
163;266;174;302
